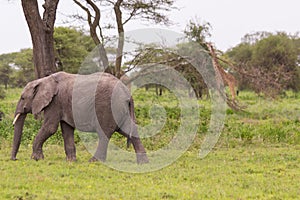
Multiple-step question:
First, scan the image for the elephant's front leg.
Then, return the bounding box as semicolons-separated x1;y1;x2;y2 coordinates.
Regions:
60;121;76;161
31;119;59;161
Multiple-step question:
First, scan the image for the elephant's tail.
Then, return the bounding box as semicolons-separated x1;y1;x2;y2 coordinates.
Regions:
129;96;137;123
127;97;136;148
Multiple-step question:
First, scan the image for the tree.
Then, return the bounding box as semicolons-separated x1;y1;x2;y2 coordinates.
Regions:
226;43;253;64
0;50;34;88
252;33;297;70
21;0;59;78
226;32;300;96
73;0;176;78
0;64;12;89
0;53;16;89
184;19;212;49
13;49;35;87
0;27;95;87
129;45;208;99
183;20;243;110
54;27;94;73
241;31;272;44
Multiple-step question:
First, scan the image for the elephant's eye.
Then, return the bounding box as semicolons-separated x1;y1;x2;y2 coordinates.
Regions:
21;97;25;100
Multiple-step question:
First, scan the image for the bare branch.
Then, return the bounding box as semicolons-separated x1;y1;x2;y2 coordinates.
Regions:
74;0;109;69
122;7;137;25
73;0;176;78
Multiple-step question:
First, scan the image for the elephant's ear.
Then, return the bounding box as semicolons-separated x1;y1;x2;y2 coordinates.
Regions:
32;76;58;115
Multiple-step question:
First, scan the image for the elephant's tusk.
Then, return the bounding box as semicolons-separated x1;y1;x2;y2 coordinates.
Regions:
13;113;21;126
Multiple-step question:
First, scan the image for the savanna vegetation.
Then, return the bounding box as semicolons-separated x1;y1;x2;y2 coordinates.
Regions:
0;88;299;199
0;27;299;200
0;0;299;199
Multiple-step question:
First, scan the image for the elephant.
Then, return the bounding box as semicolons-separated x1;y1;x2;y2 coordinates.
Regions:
11;71;149;164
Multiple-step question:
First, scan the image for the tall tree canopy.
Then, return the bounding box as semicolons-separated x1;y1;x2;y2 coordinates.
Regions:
54;27;94;73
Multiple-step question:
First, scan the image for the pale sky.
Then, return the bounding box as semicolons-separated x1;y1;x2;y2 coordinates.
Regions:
0;0;299;54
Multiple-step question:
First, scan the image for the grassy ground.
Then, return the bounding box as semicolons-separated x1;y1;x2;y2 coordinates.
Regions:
0;88;300;199
0;143;299;199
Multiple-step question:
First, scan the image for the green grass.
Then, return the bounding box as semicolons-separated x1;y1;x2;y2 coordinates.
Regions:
220;91;300;147
0;143;299;199
0;88;300;199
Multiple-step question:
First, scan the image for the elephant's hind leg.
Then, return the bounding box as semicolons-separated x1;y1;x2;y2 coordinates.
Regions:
60;121;76;161
89;131;111;162
118;125;149;164
130;136;149;164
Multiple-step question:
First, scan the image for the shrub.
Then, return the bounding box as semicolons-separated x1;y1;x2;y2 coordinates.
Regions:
0;87;5;99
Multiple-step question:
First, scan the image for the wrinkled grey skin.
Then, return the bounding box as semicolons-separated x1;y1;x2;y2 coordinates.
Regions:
11;72;148;164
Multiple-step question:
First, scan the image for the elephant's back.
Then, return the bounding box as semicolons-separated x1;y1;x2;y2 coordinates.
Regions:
72;72;131;132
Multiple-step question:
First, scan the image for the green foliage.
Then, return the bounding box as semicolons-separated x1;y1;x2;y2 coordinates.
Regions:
13;48;35;86
222;91;300;147
252;33;297;69
0;64;12;89
0;48;34;88
130;44;210;99
0;89;300;199
0;52;17;88
1;88;300;148
0;27;95;88
54;27;94;73
133;88;181;150
226;32;300;94
184;19;211;48
0;87;5;99
226;43;253;63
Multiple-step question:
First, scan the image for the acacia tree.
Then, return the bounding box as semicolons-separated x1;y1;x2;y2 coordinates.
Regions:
73;0;176;78
21;0;59;78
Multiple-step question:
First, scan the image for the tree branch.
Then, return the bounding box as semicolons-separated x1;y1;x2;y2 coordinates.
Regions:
114;0;125;78
122;7;137;25
74;0;109;69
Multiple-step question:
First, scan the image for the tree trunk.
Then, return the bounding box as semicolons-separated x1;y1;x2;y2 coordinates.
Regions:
21;0;59;78
114;0;125;79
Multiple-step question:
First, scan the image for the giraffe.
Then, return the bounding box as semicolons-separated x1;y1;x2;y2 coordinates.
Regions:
206;42;238;101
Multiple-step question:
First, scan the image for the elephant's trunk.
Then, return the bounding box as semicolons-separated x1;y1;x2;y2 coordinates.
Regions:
11;113;27;160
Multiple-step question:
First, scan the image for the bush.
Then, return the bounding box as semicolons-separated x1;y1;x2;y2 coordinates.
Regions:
1;88;300;149
0;87;5;99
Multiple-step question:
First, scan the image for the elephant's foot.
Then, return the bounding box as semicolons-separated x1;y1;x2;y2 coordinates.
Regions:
66;155;76;162
136;153;149;164
11;156;18;161
89;157;98;162
31;152;44;161
89;156;106;163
